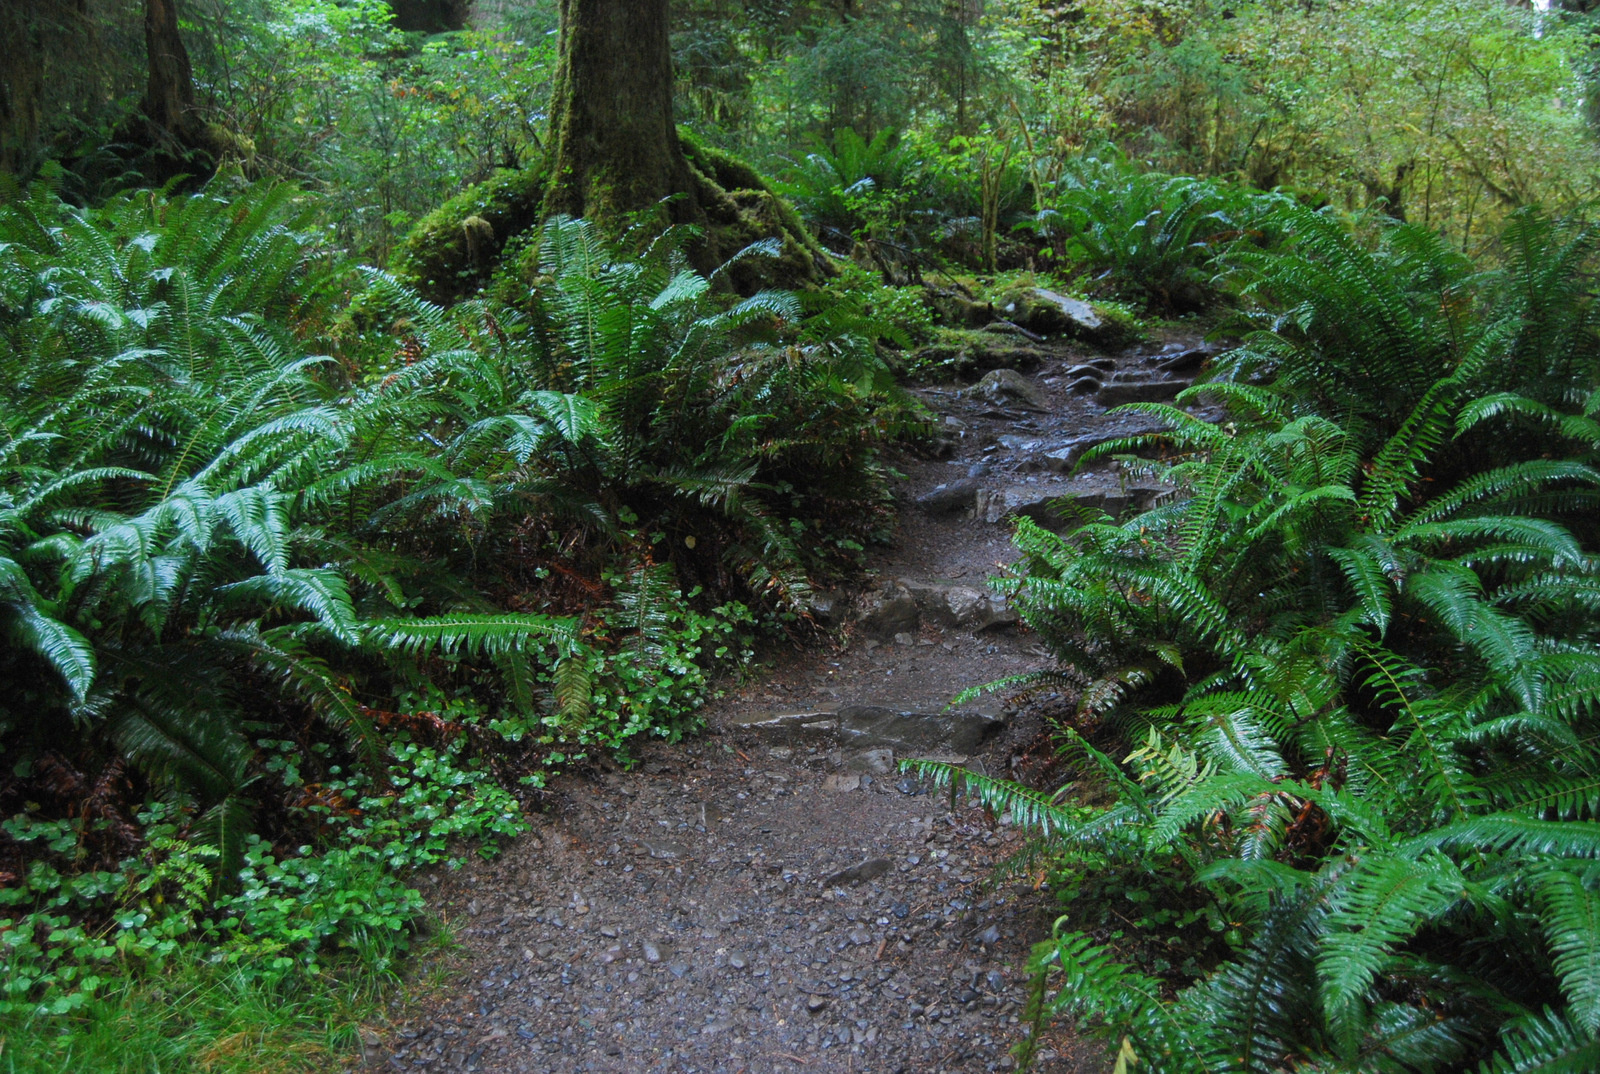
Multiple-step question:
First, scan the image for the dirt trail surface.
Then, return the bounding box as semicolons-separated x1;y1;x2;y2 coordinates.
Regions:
370;331;1217;1073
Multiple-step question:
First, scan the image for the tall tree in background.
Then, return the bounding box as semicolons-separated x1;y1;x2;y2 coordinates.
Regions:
141;0;207;155
0;7;41;176
544;0;693;221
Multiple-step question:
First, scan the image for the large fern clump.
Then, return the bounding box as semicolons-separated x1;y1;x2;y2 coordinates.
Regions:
1029;146;1292;312
0;182;592;875
913;206;1600;1072
0;182;915;909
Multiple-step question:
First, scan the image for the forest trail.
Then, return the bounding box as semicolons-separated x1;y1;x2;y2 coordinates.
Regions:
370;330;1215;1074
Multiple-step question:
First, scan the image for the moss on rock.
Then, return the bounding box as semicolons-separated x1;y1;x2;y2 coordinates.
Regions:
392;160;549;304
679;130;835;291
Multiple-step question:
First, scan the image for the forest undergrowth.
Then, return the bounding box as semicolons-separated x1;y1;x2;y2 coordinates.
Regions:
3;1;1600;1071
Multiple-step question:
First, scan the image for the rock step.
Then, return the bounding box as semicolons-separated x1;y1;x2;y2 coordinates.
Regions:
976;478;1170;527
732;701;1007;760
856;577;1016;638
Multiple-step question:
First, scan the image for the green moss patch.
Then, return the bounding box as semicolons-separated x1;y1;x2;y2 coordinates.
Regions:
392;160;549;304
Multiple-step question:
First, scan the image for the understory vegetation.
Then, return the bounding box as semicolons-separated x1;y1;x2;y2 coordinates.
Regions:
0;180;914;1067
5;0;1600;1070
915;207;1600;1070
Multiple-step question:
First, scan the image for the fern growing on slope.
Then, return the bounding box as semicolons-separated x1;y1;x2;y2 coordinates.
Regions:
910;205;1600;1072
1;180;921;897
0;183;603;876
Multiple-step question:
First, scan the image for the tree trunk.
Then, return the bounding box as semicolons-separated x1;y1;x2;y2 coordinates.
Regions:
544;0;697;223
387;0;470;33
0;2;45;177
142;0;204;148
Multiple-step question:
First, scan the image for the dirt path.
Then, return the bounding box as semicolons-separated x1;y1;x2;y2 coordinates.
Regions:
367;330;1213;1074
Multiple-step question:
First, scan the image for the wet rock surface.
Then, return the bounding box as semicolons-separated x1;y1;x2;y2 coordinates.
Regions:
371;329;1228;1073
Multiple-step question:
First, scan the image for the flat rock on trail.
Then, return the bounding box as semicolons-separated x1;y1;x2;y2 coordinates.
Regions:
369;334;1220;1073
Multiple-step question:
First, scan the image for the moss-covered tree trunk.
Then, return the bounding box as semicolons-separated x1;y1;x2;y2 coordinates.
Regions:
395;0;830;301
544;0;695;223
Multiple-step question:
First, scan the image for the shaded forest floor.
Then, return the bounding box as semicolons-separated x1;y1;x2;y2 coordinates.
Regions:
362;328;1215;1074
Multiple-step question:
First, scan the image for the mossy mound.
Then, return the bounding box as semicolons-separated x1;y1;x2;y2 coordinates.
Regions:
906;328;1049;383
926;275;1141;349
679;130;835;291
392;160;549;305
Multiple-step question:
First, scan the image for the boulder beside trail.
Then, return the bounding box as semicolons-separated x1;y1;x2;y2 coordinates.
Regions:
964;368;1049;411
998;287;1125;345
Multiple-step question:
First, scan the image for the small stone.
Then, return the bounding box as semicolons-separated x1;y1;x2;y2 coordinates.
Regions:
848;928;873;946
847;748;895;775
642;941;662;963
669;961;690;978
823;857;893;887
521;947;535;962
987;970;1006;991
729;953;747;970
768;747;793;760
358;1027;381;1048
915;478;981;515
823;773;861;793
976;925;1002;946
1066;375;1102;395
893;632;915;646
895;777;922;796
536;943;555;958
600;926;617;938
807;996;828;1013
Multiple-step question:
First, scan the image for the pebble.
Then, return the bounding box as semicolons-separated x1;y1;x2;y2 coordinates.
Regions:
642;941;662;963
823;857;893;887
